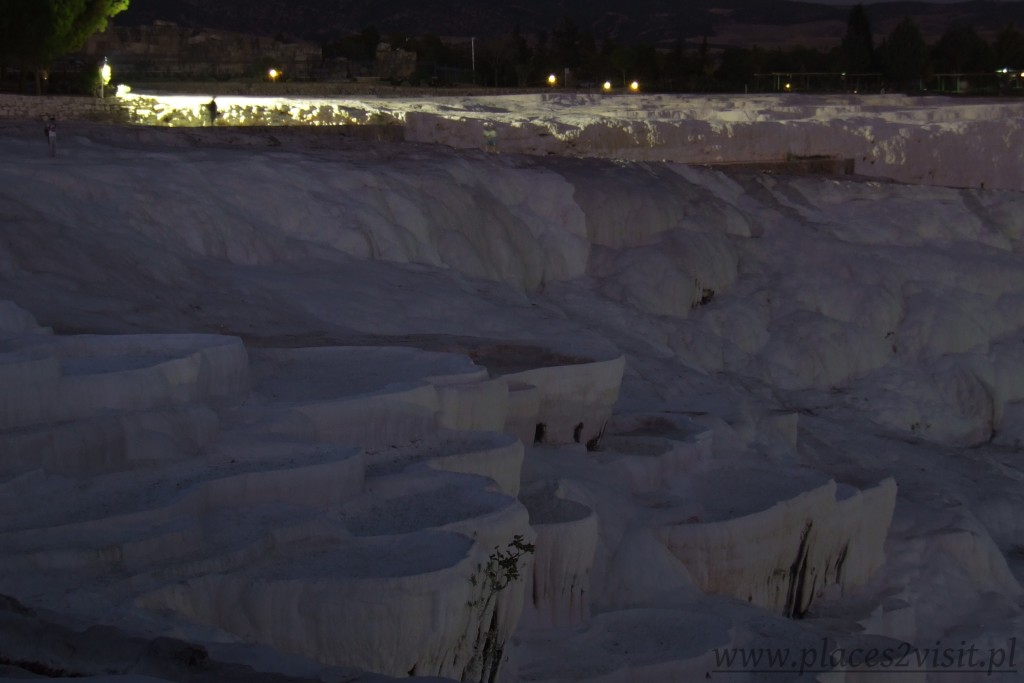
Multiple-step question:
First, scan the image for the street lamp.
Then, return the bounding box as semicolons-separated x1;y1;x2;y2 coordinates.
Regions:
548;73;557;86
471;37;476;85
629;80;639;92
268;68;281;82
602;80;612;92
99;57;111;99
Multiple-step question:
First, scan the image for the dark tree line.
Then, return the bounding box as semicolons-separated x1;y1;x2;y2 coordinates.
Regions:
324;5;1024;93
0;0;129;93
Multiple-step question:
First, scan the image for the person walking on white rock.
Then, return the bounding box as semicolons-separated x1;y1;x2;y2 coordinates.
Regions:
44;117;57;157
205;97;218;126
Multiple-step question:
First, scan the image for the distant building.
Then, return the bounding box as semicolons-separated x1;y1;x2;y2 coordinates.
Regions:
79;21;322;80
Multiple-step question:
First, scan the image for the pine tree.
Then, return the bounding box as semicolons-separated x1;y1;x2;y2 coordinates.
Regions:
840;4;876;73
878;17;928;90
933;24;994;74
994;24;1024;68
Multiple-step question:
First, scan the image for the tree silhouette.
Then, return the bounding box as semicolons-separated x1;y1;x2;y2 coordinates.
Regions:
716;46;756;89
878;17;928;90
606;40;637;87
0;0;129;93
841;4;876;73
932;24;994;73
994;24;1024;68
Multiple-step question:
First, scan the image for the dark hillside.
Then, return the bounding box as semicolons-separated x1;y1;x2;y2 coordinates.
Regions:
115;0;1024;45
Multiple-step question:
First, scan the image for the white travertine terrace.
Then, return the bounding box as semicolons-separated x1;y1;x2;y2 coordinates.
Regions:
519;490;599;628
1;91;1023;681
657;470;898;617
0;293;902;681
0;300;628;682
115;91;1024;191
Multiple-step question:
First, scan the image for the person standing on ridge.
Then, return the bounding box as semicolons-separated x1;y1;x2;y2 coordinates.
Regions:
483;122;498;152
205;97;218;126
44;117;57;157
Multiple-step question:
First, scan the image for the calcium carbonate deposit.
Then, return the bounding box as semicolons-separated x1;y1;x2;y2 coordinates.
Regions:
0;92;1023;682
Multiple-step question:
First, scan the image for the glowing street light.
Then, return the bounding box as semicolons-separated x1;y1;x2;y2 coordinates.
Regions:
548;73;557;86
602;80;612;92
268;68;281;82
629;80;639;92
99;57;111;99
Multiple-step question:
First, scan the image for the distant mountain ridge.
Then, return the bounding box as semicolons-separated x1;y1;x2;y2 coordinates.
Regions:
114;0;1024;46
